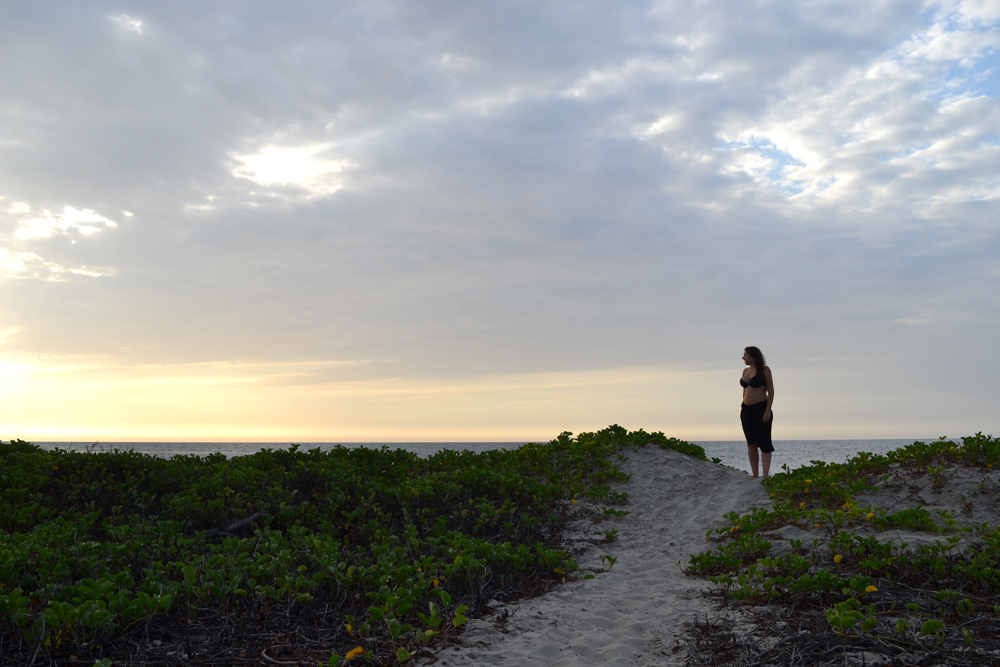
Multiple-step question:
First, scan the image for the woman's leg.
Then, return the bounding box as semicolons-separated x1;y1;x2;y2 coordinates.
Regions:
747;443;759;479
761;451;771;479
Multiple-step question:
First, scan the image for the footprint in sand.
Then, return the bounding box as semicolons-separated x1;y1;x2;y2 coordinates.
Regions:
432;445;770;667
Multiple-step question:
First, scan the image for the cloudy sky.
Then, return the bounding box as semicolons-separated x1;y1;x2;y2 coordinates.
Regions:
1;0;998;442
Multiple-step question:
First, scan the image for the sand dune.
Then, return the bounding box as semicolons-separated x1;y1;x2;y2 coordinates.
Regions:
431;445;769;666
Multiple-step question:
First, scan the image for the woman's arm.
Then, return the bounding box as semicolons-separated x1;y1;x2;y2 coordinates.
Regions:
763;366;774;422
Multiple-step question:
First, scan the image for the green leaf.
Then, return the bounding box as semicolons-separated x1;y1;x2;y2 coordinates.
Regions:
920;619;945;635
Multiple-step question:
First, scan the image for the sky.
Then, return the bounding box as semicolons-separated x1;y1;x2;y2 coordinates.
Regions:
1;0;999;442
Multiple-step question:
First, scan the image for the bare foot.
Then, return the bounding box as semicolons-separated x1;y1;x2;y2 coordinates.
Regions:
746;475;758;480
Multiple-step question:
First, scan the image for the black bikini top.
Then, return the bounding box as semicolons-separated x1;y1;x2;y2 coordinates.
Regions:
740;372;766;388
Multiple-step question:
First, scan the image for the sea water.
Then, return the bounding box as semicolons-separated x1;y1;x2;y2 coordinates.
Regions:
695;439;936;474
31;438;938;473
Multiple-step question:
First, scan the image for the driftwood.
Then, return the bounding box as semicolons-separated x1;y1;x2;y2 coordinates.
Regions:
204;512;266;538
683;601;1000;667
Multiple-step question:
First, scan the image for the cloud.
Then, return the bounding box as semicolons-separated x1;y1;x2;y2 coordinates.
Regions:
710;3;1000;215
231;144;352;196
14;205;118;239
109;13;144;35
0;248;112;280
0;0;997;437
0;252;110;280
1;202;118;278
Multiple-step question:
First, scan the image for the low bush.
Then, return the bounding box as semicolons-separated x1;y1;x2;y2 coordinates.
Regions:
686;433;1000;664
0;425;696;665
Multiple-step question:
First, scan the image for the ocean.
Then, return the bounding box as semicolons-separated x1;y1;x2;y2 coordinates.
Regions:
31;438;938;473
695;439;936;474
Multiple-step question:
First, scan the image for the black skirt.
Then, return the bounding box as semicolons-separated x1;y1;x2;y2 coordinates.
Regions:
741;401;774;453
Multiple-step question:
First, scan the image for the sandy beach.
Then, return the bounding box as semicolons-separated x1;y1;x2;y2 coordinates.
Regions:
430;445;770;666
424;440;1000;667
8;436;995;665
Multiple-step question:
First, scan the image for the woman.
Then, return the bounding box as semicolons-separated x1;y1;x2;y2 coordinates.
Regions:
740;346;774;480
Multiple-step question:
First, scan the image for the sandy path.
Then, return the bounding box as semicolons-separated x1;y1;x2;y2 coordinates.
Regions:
431;445;771;666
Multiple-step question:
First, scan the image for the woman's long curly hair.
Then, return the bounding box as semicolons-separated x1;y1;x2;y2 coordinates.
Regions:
745;346;766;375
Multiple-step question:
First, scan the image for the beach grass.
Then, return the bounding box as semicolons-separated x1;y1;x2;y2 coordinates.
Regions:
0;426;700;666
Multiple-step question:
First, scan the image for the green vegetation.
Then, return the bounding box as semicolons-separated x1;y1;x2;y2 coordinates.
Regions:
0;426;703;665
686;433;1000;664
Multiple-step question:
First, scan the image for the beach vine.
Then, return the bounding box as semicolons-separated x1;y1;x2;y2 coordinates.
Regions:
685;432;1000;666
0;425;697;666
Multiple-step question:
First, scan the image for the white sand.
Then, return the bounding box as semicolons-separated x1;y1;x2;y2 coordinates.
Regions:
422;447;1000;666
430;445;770;666
850;460;1000;551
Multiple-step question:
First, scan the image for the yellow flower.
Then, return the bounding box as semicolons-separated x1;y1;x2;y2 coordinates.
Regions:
815;523;821;528
571;499;577;504
834;554;843;563
770;493;776;498
804;479;812;484
866;512;875;520
799;502;806;509
865;585;878;593
803;488;809;494
346;647;365;660
346;624;353;634
433;578;439;587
